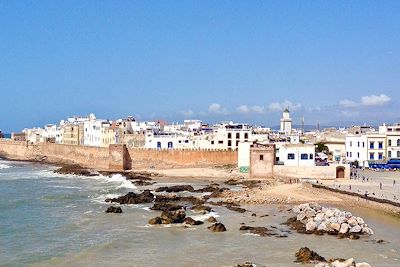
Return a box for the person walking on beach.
[349,184,351,191]
[380,182,382,190]
[394,180,396,187]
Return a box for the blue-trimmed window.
[301,153,308,160]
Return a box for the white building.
[345,134,368,166]
[379,123,400,159]
[83,114,115,147]
[276,143,315,166]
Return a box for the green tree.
[315,142,329,153]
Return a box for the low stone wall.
[0,140,238,170]
[273,164,350,180]
[127,148,237,167]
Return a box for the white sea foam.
[91,193,121,204]
[191,211,219,222]
[106,174,137,189]
[0,163,11,169]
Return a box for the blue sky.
[1,1,400,132]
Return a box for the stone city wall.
[0,140,238,170]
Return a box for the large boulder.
[347,217,358,227]
[294,247,326,264]
[339,223,349,234]
[148,217,162,225]
[106,190,154,204]
[160,210,186,224]
[349,225,362,233]
[306,220,317,232]
[330,223,341,232]
[208,222,226,232]
[150,202,183,212]
[155,185,194,193]
[184,217,204,225]
[105,206,123,213]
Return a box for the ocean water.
[0,160,400,267]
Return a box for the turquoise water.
[1,160,400,267]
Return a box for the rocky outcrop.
[184,217,204,225]
[224,179,262,189]
[148,210,186,225]
[239,226,272,236]
[155,194,206,205]
[226,205,246,213]
[132,180,155,186]
[105,206,123,213]
[295,247,326,264]
[208,222,226,232]
[290,203,373,238]
[105,190,154,204]
[155,185,195,193]
[207,216,218,223]
[191,205,212,213]
[150,202,184,212]
[237,262,256,267]
[54,165,95,176]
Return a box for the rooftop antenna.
[317,120,320,132]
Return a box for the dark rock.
[376,239,385,244]
[237,262,255,267]
[251,213,257,217]
[284,217,307,234]
[155,185,194,193]
[207,216,218,223]
[148,217,162,225]
[150,202,183,212]
[260,214,269,217]
[191,205,212,213]
[160,210,186,224]
[224,179,262,189]
[226,205,246,213]
[294,247,326,264]
[54,165,95,176]
[208,222,227,232]
[184,217,204,225]
[239,225,272,236]
[132,180,155,186]
[155,195,206,205]
[105,206,123,213]
[194,185,220,193]
[106,190,154,204]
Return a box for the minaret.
[280,107,292,134]
[301,116,305,134]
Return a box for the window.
[218,140,223,144]
[369,142,374,149]
[388,151,392,158]
[227,133,232,139]
[168,142,173,149]
[346,152,349,157]
[236,141,239,147]
[398,151,400,158]
[301,153,308,160]
[378,153,383,160]
[362,142,365,147]
[350,152,352,157]
[378,142,383,149]
[287,153,295,160]
[309,154,314,160]
[157,142,161,149]
[357,142,360,147]
[397,139,400,147]
[389,140,392,146]
[259,155,264,161]
[350,141,352,147]
[236,133,240,139]
[369,153,374,160]
[228,140,232,147]
[244,133,249,139]
[357,152,360,158]
[211,141,214,145]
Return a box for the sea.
[0,159,399,267]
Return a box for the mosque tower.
[280,107,292,134]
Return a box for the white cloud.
[251,105,265,114]
[361,94,391,106]
[339,99,358,108]
[237,105,250,114]
[268,100,301,112]
[182,110,194,117]
[208,103,229,115]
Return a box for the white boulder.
[349,225,362,233]
[339,223,349,234]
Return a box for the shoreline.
[2,156,400,217]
